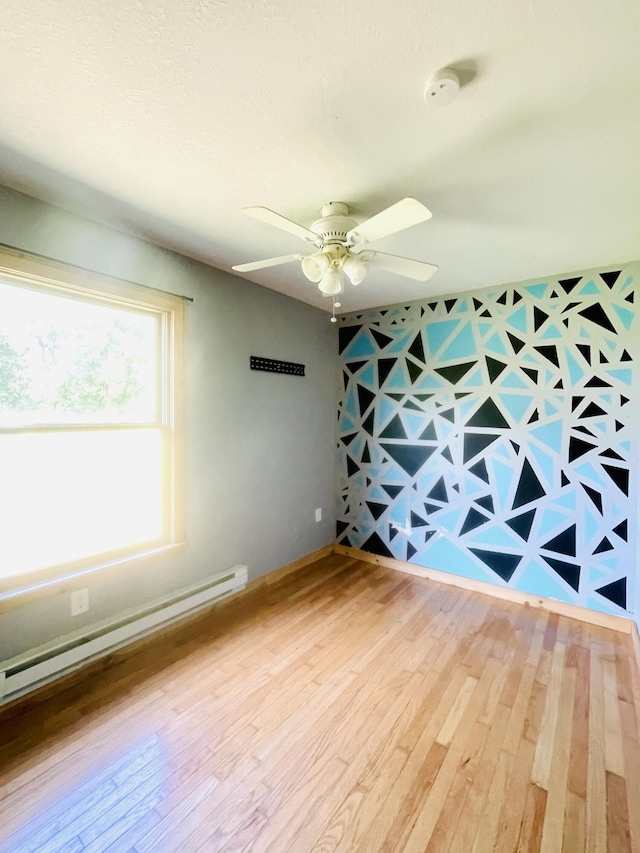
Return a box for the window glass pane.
[0,279,158,426]
[0,428,164,580]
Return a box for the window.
[0,248,184,593]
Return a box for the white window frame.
[0,246,185,600]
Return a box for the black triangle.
[429,302,438,311]
[440,408,456,423]
[533,307,548,332]
[425,530,437,544]
[408,332,426,363]
[361,442,371,464]
[463,432,501,464]
[621,395,629,406]
[561,472,570,487]
[380,414,407,440]
[569,436,596,462]
[346,455,360,477]
[336,520,349,538]
[371,328,394,349]
[467,398,510,429]
[346,360,367,374]
[442,446,453,464]
[452,483,460,493]
[387,393,405,401]
[338,324,362,354]
[621,349,632,362]
[404,400,423,411]
[543,525,576,557]
[542,557,580,591]
[407,543,417,560]
[512,458,546,509]
[460,508,489,535]
[362,532,394,558]
[415,393,435,401]
[411,510,429,528]
[554,379,564,389]
[469,458,489,483]
[581,402,607,418]
[378,358,397,387]
[582,484,603,514]
[585,376,611,388]
[507,332,525,354]
[435,362,476,384]
[486,357,508,382]
[424,502,441,515]
[362,410,375,437]
[625,291,634,304]
[563,302,580,313]
[513,291,523,304]
[469,549,522,582]
[380,443,436,477]
[389,525,398,541]
[475,494,495,513]
[405,359,423,384]
[523,367,538,384]
[593,536,614,555]
[599,351,609,364]
[613,520,628,541]
[343,371,350,391]
[559,277,581,293]
[357,385,376,417]
[578,303,616,333]
[419,421,437,441]
[480,309,491,318]
[506,509,536,541]
[571,396,584,412]
[536,345,560,367]
[602,464,629,496]
[615,420,624,432]
[511,441,520,454]
[575,425,595,437]
[427,476,448,503]
[596,577,626,609]
[381,484,403,499]
[366,501,387,520]
[445,298,457,313]
[473,298,483,310]
[496,292,508,305]
[576,344,591,365]
[528,409,539,424]
[600,270,621,288]
[341,432,357,446]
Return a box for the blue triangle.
[554,491,576,511]
[340,415,355,432]
[485,333,508,355]
[607,368,632,385]
[387,332,414,354]
[345,388,358,418]
[531,420,563,453]
[470,524,521,549]
[491,459,515,509]
[499,393,532,422]
[461,368,483,387]
[423,537,498,583]
[516,559,575,604]
[613,305,634,329]
[500,371,529,389]
[544,400,559,417]
[539,509,569,537]
[442,327,477,360]
[478,323,494,337]
[377,397,396,425]
[541,324,563,339]
[344,331,376,358]
[507,306,528,333]
[584,510,600,543]
[579,280,600,296]
[565,351,585,385]
[360,364,375,386]
[589,565,610,585]
[405,413,428,437]
[525,283,547,298]
[455,299,469,313]
[426,320,460,355]
[385,362,407,388]
[529,444,554,489]
[415,373,446,389]
[586,594,620,616]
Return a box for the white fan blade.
[369,251,438,281]
[232,253,302,272]
[243,206,320,244]
[347,198,432,247]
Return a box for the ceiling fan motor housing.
[310,202,358,245]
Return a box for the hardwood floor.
[0,553,638,852]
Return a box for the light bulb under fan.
[232,198,438,314]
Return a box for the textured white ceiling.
[1,0,639,313]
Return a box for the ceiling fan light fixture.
[341,254,368,286]
[301,251,331,282]
[318,265,342,296]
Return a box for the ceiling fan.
[232,198,438,315]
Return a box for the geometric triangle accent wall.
[336,265,637,617]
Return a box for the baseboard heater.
[0,564,248,705]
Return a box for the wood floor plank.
[0,555,637,853]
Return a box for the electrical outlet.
[315,507,322,523]
[71,588,89,617]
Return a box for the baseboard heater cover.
[0,564,248,704]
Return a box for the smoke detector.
[425,69,460,107]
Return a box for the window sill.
[0,543,186,612]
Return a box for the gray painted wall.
[0,185,338,660]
